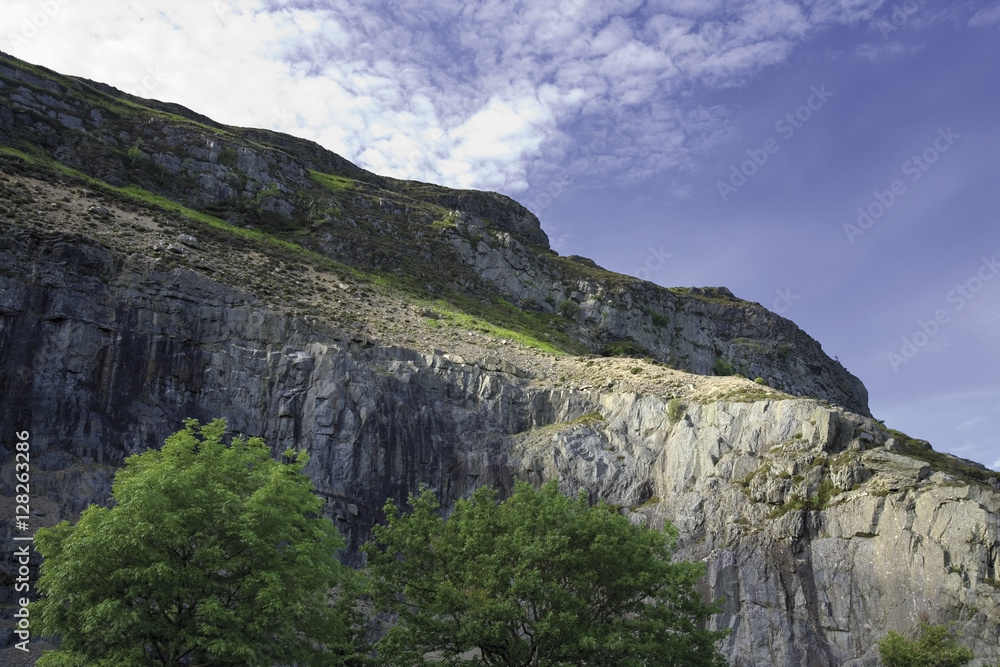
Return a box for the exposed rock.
[0,220,996,666]
[177,233,199,248]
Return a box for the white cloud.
[969,4,1000,27]
[0,0,962,200]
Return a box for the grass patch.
[309,170,356,194]
[706,385,787,404]
[520,411,607,437]
[365,272,585,355]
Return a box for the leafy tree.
[32,419,367,666]
[878,623,975,667]
[364,480,728,667]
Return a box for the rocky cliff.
[2,52,999,666]
[0,51,867,415]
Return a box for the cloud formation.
[3,0,991,199]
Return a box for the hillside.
[1,51,999,666]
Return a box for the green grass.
[519,411,607,437]
[309,170,356,193]
[425,300,565,355]
[367,268,586,356]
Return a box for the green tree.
[878,623,975,667]
[364,480,728,667]
[32,419,367,666]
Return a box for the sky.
[4,0,999,470]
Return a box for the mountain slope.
[2,52,999,666]
[0,50,866,414]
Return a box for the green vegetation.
[667,397,686,423]
[127,144,147,164]
[310,169,356,193]
[754,377,767,385]
[31,419,366,666]
[412,295,575,355]
[713,356,735,376]
[429,211,459,232]
[642,307,670,328]
[668,287,749,306]
[559,299,580,318]
[878,624,974,667]
[768,476,837,518]
[520,412,607,438]
[364,481,729,666]
[707,384,783,403]
[218,146,239,169]
[600,340,649,357]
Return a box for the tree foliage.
[32,419,366,666]
[364,480,728,667]
[878,623,975,667]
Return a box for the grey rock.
[1,228,996,666]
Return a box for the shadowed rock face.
[1,222,998,666]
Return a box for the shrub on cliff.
[364,480,729,666]
[32,419,367,666]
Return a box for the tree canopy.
[32,418,366,666]
[878,623,975,667]
[364,480,729,667]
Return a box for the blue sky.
[6,0,999,469]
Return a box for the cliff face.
[0,51,867,415]
[2,52,999,666]
[1,176,999,666]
